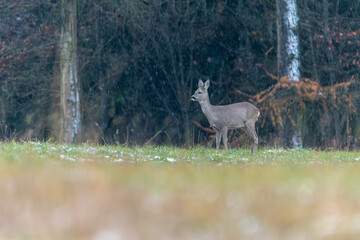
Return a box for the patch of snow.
[240,158,249,162]
[113,159,123,162]
[267,149,284,153]
[166,157,176,162]
[60,154,75,161]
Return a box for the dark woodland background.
[1,0,360,149]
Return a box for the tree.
[276,0,302,148]
[58,0,81,143]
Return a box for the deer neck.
[199,96,215,121]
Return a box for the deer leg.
[245,121,258,154]
[215,130,222,152]
[221,127,228,152]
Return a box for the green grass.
[1,141,358,166]
[1,142,360,239]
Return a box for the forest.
[1,0,360,150]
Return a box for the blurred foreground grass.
[1,142,360,239]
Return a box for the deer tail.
[257,111,265,125]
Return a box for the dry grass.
[0,142,360,239]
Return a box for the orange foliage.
[193,121,215,133]
[239,68,358,129]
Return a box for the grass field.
[1,142,360,240]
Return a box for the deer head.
[191,79,210,103]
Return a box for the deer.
[191,79,260,154]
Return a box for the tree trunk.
[276,0,300,82]
[181,107,192,146]
[276,0,302,148]
[59,0,81,144]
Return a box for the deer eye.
[198,91,202,94]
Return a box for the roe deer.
[191,79,260,154]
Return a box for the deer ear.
[204,79,210,89]
[198,79,204,88]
